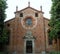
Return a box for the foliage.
[0,0,8,51]
[49,0,60,39]
[0,51,8,54]
[49,51,60,54]
[0,28,9,44]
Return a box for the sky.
[5,0,52,21]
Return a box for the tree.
[0,0,8,51]
[49,0,60,51]
[49,0,60,39]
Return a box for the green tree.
[49,0,60,39]
[0,0,8,51]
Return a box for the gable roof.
[5,6,49,23]
[14,6,44,14]
[5,18,15,23]
[44,17,50,21]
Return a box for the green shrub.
[0,52,8,54]
[0,52,4,54]
[50,51,60,54]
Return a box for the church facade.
[5,4,53,54]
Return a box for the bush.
[0,51,8,54]
[0,52,4,54]
[50,51,60,54]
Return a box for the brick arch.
[23,16,35,21]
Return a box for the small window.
[7,23,10,27]
[35,13,38,17]
[20,13,23,17]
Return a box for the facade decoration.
[5,2,54,54]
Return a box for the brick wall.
[5,7,51,54]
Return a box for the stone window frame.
[21,16,37,29]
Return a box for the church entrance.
[24,39,35,54]
[24,31,35,54]
[26,41,33,53]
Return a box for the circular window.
[21,17,37,29]
[26,18,32,26]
